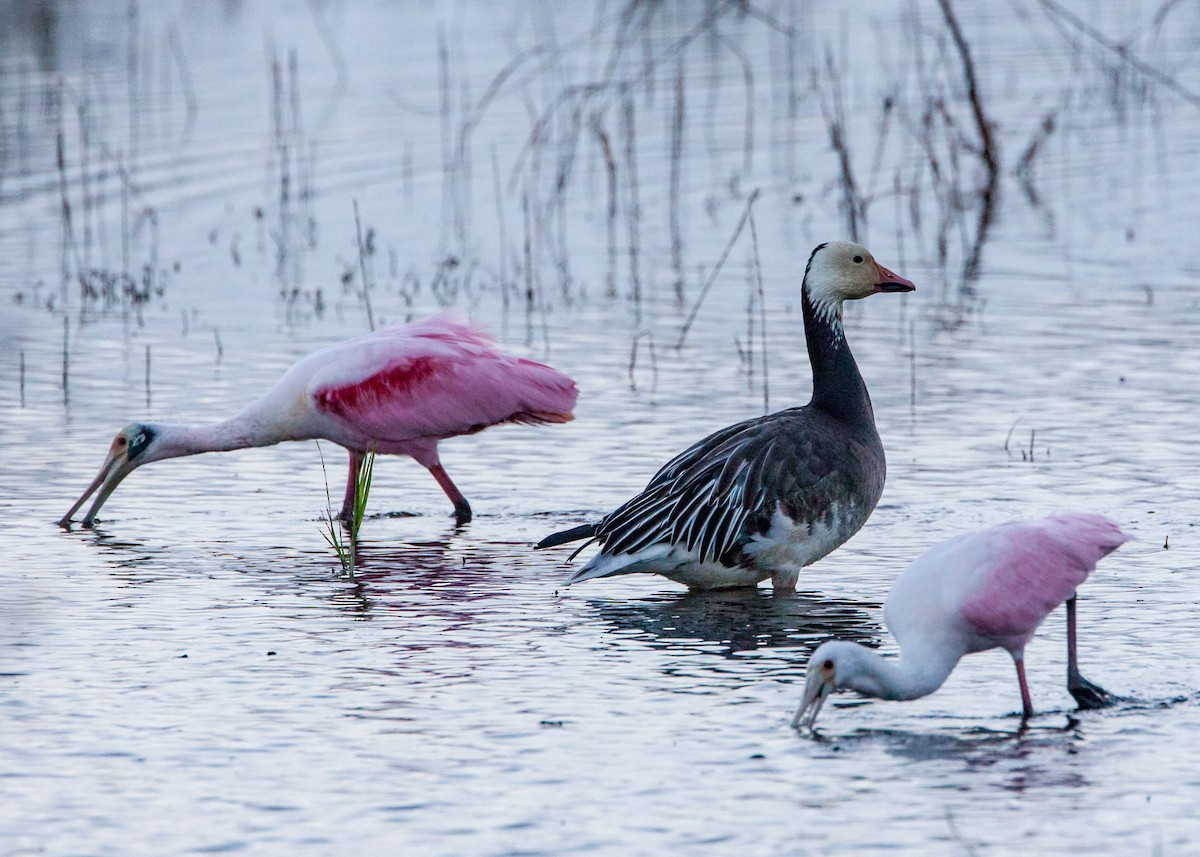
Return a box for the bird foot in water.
[1069,672,1115,710]
[453,501,473,526]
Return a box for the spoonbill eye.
[116,437,127,447]
[822,659,834,670]
[853,255,863,264]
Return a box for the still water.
[1,1,1199,853]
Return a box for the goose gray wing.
[593,407,883,566]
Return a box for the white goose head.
[803,241,915,331]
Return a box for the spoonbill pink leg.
[1012,655,1035,720]
[429,463,472,525]
[1065,595,1113,709]
[338,451,364,523]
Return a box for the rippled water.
[2,1,1200,853]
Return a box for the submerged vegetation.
[3,0,1192,416]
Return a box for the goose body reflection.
[794,513,1130,730]
[60,310,577,529]
[539,241,914,592]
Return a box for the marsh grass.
[317,441,376,576]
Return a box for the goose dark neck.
[802,287,875,425]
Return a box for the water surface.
[2,1,1199,853]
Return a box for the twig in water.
[938,0,999,281]
[716,32,755,175]
[628,331,659,394]
[167,25,198,142]
[747,206,769,414]
[521,185,535,344]
[943,807,982,857]
[592,114,619,298]
[668,56,685,302]
[145,345,151,408]
[490,143,510,309]
[62,316,69,405]
[19,351,25,407]
[1003,417,1022,452]
[909,320,917,410]
[819,49,863,243]
[213,328,224,363]
[56,123,86,303]
[1037,0,1200,109]
[677,188,761,350]
[1015,111,1057,207]
[620,87,642,308]
[352,200,375,332]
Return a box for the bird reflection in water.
[823,720,1094,793]
[589,588,882,661]
[319,535,532,620]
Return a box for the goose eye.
[853,255,863,264]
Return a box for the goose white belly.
[743,502,864,588]
[570,501,864,591]
[570,544,766,589]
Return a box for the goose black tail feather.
[536,523,599,550]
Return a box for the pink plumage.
[958,513,1130,650]
[309,311,576,450]
[795,513,1131,728]
[59,309,578,528]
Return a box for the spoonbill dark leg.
[339,451,364,524]
[1065,595,1113,709]
[1012,653,1035,720]
[428,463,472,525]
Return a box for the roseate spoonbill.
[59,310,577,529]
[537,241,914,591]
[793,513,1130,730]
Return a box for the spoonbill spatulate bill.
[793,513,1130,730]
[59,310,577,529]
[537,241,915,591]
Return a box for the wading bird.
[59,310,577,529]
[793,513,1130,730]
[537,241,914,591]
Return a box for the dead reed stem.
[676,188,760,350]
[56,121,86,306]
[716,32,754,175]
[628,331,659,394]
[1015,111,1057,206]
[937,0,999,281]
[1037,0,1200,108]
[522,185,534,343]
[747,207,769,414]
[61,316,69,405]
[592,114,619,298]
[127,0,140,173]
[353,200,376,332]
[620,88,642,309]
[490,143,510,309]
[820,49,863,242]
[167,25,198,142]
[668,56,686,302]
[1003,417,1021,452]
